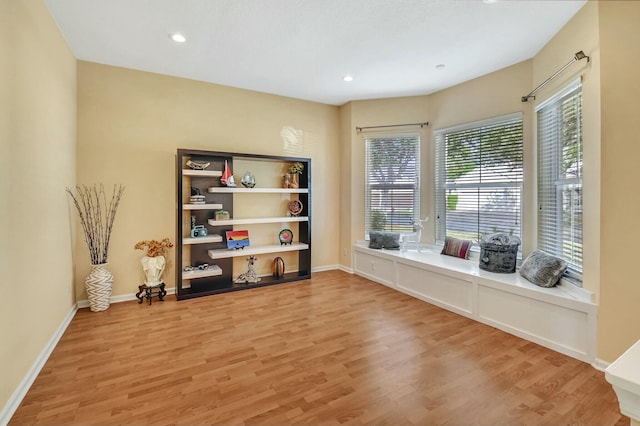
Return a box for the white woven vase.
[86,263,113,312]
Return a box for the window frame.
[535,79,583,281]
[434,112,524,245]
[364,132,421,238]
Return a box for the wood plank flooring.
[10,270,627,425]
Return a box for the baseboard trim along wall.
[0,305,78,426]
[592,358,611,372]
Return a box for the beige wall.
[0,0,76,413]
[598,1,640,362]
[76,62,341,299]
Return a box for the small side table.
[136,282,166,305]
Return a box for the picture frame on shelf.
[226,230,250,249]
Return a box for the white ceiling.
[44,0,586,106]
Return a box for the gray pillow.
[519,250,568,287]
[369,231,400,250]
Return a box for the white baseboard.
[0,304,77,426]
[339,265,354,274]
[592,358,611,372]
[311,264,340,273]
[76,286,176,309]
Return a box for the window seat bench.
[353,242,597,363]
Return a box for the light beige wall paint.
[598,0,640,362]
[76,62,340,299]
[339,102,353,269]
[0,0,76,412]
[532,1,601,300]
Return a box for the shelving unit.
[176,149,312,300]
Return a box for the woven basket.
[86,263,113,312]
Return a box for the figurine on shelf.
[234,256,261,284]
[186,160,210,170]
[241,171,256,188]
[220,160,236,187]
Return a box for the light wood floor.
[11,270,627,425]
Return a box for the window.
[434,113,523,243]
[365,134,420,236]
[537,80,582,278]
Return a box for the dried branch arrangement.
[66,184,125,265]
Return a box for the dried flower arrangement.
[134,238,174,257]
[288,162,304,175]
[66,184,125,265]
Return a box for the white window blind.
[365,134,420,236]
[537,80,583,277]
[434,113,523,243]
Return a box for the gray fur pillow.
[369,231,400,250]
[519,250,568,287]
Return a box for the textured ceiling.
[45,0,586,105]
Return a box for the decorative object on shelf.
[272,256,285,279]
[186,160,210,170]
[226,230,250,249]
[184,263,209,272]
[282,174,291,188]
[190,195,205,204]
[287,199,303,216]
[284,161,304,189]
[191,224,208,238]
[214,210,230,220]
[66,183,125,312]
[241,171,256,188]
[134,238,174,287]
[234,256,261,284]
[220,160,236,187]
[279,229,294,245]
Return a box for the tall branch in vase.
[66,184,125,265]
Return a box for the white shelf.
[208,216,309,226]
[183,203,223,210]
[182,235,223,245]
[208,243,309,259]
[207,187,308,194]
[181,264,223,280]
[183,169,222,177]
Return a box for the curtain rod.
[521,51,589,102]
[356,122,429,132]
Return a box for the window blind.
[537,80,583,276]
[434,113,523,243]
[365,134,420,236]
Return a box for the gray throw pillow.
[369,231,400,250]
[519,250,568,287]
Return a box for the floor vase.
[86,263,113,312]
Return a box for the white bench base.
[353,242,597,363]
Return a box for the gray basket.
[479,233,521,273]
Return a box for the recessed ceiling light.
[170,33,186,43]
[482,0,498,3]
[435,64,445,70]
[343,75,353,82]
